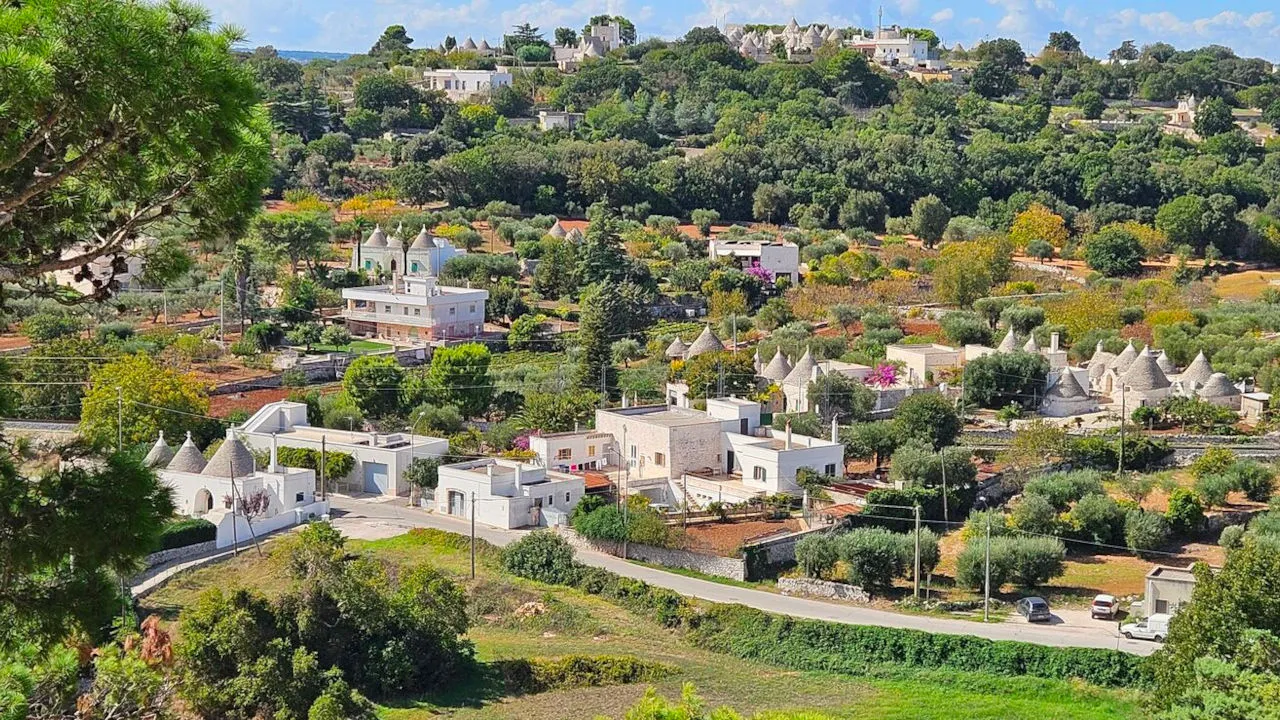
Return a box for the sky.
[202,0,1280,61]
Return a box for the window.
[654,452,666,467]
[753,466,767,482]
[630,445,636,459]
[449,307,456,315]
[825,463,837,476]
[587,445,596,456]
[295,492,304,503]
[384,305,391,312]
[556,448,572,460]
[565,492,571,503]
[414,308,421,316]
[469,304,476,313]
[402,307,408,315]
[547,495,552,504]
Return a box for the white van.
[1120,613,1171,642]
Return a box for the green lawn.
[140,529,1144,720]
[309,339,391,354]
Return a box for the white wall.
[530,431,611,471]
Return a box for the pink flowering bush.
[866,364,899,388]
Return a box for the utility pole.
[320,436,327,501]
[940,449,949,524]
[470,490,476,579]
[162,289,168,325]
[913,504,922,599]
[1118,386,1127,474]
[116,386,123,452]
[219,284,225,347]
[983,512,992,622]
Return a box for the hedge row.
[500,532,1148,689]
[686,603,1147,689]
[496,655,674,694]
[156,518,216,550]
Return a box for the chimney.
[371,432,378,447]
[514,463,523,490]
[486,462,495,479]
[785,418,793,450]
[270,432,279,473]
[1051,332,1060,352]
[622,393,629,409]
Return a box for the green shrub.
[275,447,355,481]
[1010,494,1061,535]
[156,518,216,551]
[1194,473,1236,508]
[961,508,1012,541]
[795,533,839,579]
[1165,489,1206,536]
[1252,510,1280,536]
[497,655,674,694]
[1068,493,1126,544]
[1189,447,1236,480]
[572,505,629,543]
[1218,524,1246,550]
[955,535,1065,589]
[502,531,579,585]
[1225,460,1276,503]
[1125,509,1171,553]
[1024,470,1106,510]
[838,527,908,590]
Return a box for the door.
[740,418,748,435]
[448,490,465,516]
[362,462,390,494]
[726,450,735,474]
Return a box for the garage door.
[362,462,389,494]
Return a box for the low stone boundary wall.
[556,527,746,582]
[142,540,217,569]
[778,577,870,603]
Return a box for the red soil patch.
[681,518,801,556]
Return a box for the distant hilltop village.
[724,19,945,71]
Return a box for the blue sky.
[204,0,1280,61]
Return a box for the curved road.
[329,495,1157,657]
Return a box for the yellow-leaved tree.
[79,354,213,450]
[1009,203,1069,250]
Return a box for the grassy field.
[1213,270,1280,301]
[140,529,1145,720]
[309,339,392,354]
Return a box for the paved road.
[328,496,1158,657]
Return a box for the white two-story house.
[341,275,487,344]
[707,238,800,285]
[422,67,513,102]
[435,458,585,529]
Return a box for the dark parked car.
[1016,596,1052,623]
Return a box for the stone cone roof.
[685,326,724,358]
[759,349,794,383]
[1155,350,1177,376]
[478,38,491,52]
[1197,372,1239,399]
[1088,342,1116,379]
[1022,335,1040,353]
[143,431,174,468]
[410,226,434,250]
[166,433,208,474]
[364,224,387,247]
[996,328,1018,353]
[462,36,477,50]
[783,347,821,386]
[548,221,567,239]
[202,433,256,478]
[566,227,584,242]
[786,17,800,32]
[386,224,404,249]
[665,337,688,359]
[1181,351,1214,387]
[1109,341,1138,374]
[1120,349,1170,391]
[1047,370,1088,399]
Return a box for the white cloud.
[931,8,954,22]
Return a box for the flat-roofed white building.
[885,343,962,387]
[532,398,843,508]
[435,458,585,529]
[342,275,487,344]
[236,400,449,496]
[708,238,800,285]
[422,67,513,101]
[529,429,613,473]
